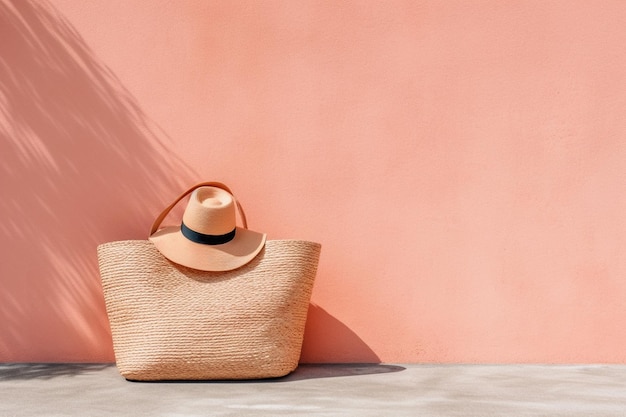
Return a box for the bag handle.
[150,181,248,236]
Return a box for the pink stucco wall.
[2,0,626,363]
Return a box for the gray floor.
[1,363,625,416]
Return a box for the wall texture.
[2,0,626,363]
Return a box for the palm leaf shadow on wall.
[0,0,194,361]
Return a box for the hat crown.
[182,187,236,236]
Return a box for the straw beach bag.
[97,182,321,381]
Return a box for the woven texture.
[97,239,320,381]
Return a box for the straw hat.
[149,186,266,271]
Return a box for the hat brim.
[149,226,266,271]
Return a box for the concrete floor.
[1,363,625,416]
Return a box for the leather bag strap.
[149,181,248,236]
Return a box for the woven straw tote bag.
[97,182,321,381]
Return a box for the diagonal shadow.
[0,363,113,381]
[0,363,405,382]
[0,0,196,361]
[136,364,406,384]
[300,304,382,364]
[277,363,406,382]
